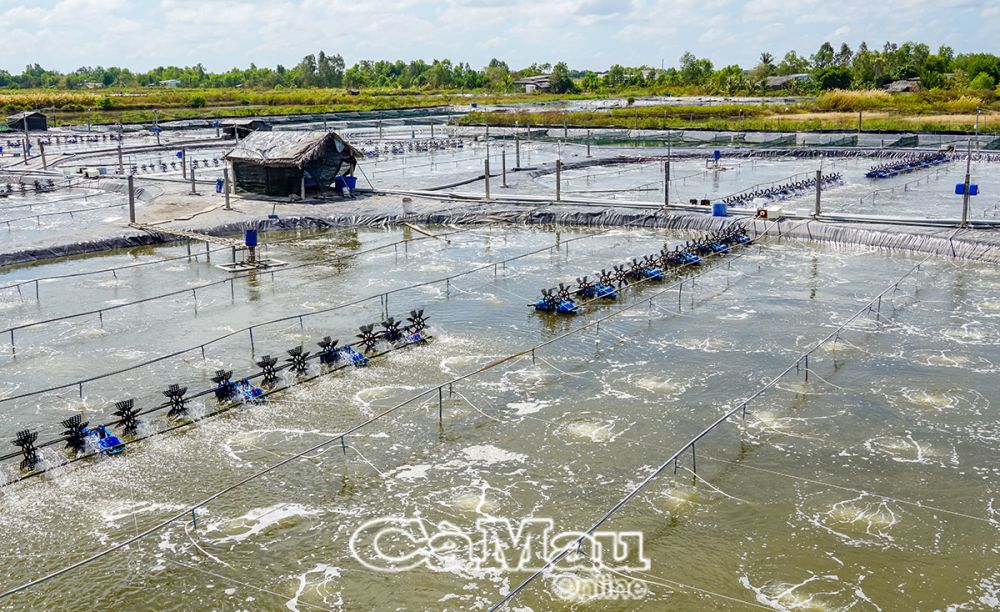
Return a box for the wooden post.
[301,174,306,201]
[223,168,231,210]
[189,162,196,194]
[502,149,507,188]
[515,136,521,169]
[563,112,568,139]
[586,130,591,158]
[484,158,491,200]
[858,111,862,133]
[117,143,124,175]
[181,147,187,179]
[430,123,434,139]
[38,140,47,169]
[555,159,561,202]
[127,174,136,223]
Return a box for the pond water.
[0,225,996,610]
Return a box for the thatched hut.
[225,131,359,197]
[221,119,272,139]
[7,111,47,132]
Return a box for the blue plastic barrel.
[712,202,728,217]
[244,229,258,247]
[215,178,224,193]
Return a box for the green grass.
[0,87,594,126]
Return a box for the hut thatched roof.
[225,131,360,168]
[7,110,46,121]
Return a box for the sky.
[0,0,996,73]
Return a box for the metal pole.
[223,168,231,210]
[814,169,822,217]
[484,159,491,200]
[555,159,561,202]
[961,139,972,228]
[127,175,136,223]
[502,149,507,188]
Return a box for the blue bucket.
[712,202,728,217]
[343,176,357,192]
[244,229,258,247]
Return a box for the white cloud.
[0,0,992,73]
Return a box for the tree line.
[2,42,999,95]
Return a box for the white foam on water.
[562,420,616,443]
[205,503,321,544]
[285,563,343,611]
[394,464,433,481]
[460,445,528,465]
[739,573,873,611]
[507,399,550,416]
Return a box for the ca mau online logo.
[348,517,650,574]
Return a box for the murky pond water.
[0,224,996,610]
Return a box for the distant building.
[225,131,360,197]
[7,111,48,132]
[514,75,552,93]
[82,81,104,89]
[158,79,182,88]
[886,78,922,93]
[764,74,811,90]
[221,119,272,139]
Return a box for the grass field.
[1,86,995,133]
[0,87,591,126]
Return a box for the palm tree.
[759,52,775,67]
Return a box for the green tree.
[969,72,996,90]
[812,42,835,69]
[548,62,577,93]
[813,66,852,90]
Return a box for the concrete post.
[586,130,591,158]
[300,175,306,201]
[961,139,972,227]
[484,158,491,200]
[555,159,562,202]
[181,147,187,179]
[223,168,231,210]
[127,174,136,223]
[664,161,670,208]
[190,162,196,194]
[38,140,47,169]
[563,113,568,139]
[117,143,124,175]
[515,136,521,169]
[430,123,434,139]
[814,169,822,217]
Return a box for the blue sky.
[0,0,996,73]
